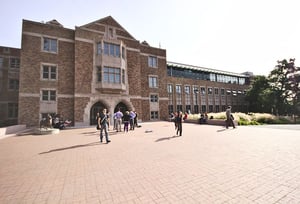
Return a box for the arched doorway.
[114,102,129,114]
[90,102,107,125]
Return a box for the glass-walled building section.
[167,62,250,114]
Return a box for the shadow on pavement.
[39,142,101,154]
[155,135,180,142]
[217,128,227,132]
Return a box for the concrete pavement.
[0,122,300,204]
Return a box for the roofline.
[167,61,248,77]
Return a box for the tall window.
[167,84,174,114]
[43,37,57,53]
[214,88,219,95]
[148,56,157,68]
[42,90,56,101]
[97,66,102,82]
[42,65,57,80]
[193,86,199,113]
[97,42,102,55]
[122,46,126,59]
[200,87,206,95]
[109,28,113,38]
[103,67,121,83]
[201,105,207,113]
[208,87,213,95]
[10,58,20,68]
[8,103,18,118]
[221,88,225,95]
[122,69,125,84]
[149,76,158,88]
[8,79,19,90]
[176,85,182,111]
[209,105,213,112]
[103,42,120,57]
[0,57,3,69]
[185,85,191,112]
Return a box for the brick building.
[3,16,250,127]
[0,46,20,127]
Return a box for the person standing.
[123,111,130,132]
[96,112,100,130]
[175,111,183,136]
[114,109,123,132]
[129,110,136,130]
[133,111,138,127]
[225,106,235,129]
[98,108,111,143]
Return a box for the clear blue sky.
[1,0,299,76]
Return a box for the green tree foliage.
[269,59,300,115]
[245,75,272,113]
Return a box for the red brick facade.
[0,47,20,127]
[18,16,168,126]
[2,16,250,127]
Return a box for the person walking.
[175,111,183,136]
[225,106,235,129]
[98,108,111,143]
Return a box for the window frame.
[148,76,158,88]
[41,90,56,101]
[42,37,58,53]
[148,56,158,68]
[150,94,159,102]
[42,64,57,80]
[103,66,121,84]
[10,58,20,69]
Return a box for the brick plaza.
[0,122,300,203]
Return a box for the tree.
[245,75,272,113]
[269,59,300,116]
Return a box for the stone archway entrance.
[90,102,107,125]
[114,102,129,114]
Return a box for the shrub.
[186,112,298,125]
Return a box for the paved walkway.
[0,122,300,204]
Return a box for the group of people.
[169,106,235,136]
[96,109,139,144]
[112,109,138,132]
[97,106,235,144]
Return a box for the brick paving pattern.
[0,122,300,204]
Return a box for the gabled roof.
[79,16,135,39]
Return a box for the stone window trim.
[41,63,58,81]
